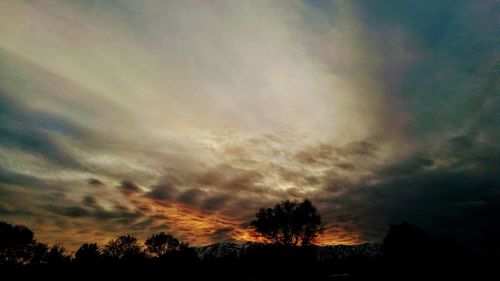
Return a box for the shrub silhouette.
[251,199,322,246]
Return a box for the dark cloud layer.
[319,133,500,248]
[177,188,204,205]
[119,180,141,194]
[202,195,231,212]
[0,88,86,170]
[307,0,500,247]
[378,157,433,177]
[87,178,104,187]
[210,227,237,243]
[148,183,175,201]
[354,0,499,137]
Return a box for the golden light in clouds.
[0,0,421,250]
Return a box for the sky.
[0,0,498,251]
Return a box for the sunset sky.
[0,0,498,251]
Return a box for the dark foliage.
[0,204,497,280]
[145,232,179,257]
[251,199,322,246]
[45,245,71,265]
[74,243,101,264]
[0,221,36,265]
[103,235,144,262]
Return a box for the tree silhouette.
[383,221,428,261]
[0,221,36,265]
[46,245,70,265]
[175,241,200,263]
[103,235,143,261]
[29,242,49,264]
[75,243,101,264]
[251,199,322,246]
[0,219,493,279]
[145,232,180,257]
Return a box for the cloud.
[0,89,86,170]
[119,180,141,194]
[44,205,90,218]
[82,196,97,207]
[378,157,434,177]
[196,164,264,192]
[0,202,33,217]
[202,195,231,212]
[177,189,204,206]
[317,133,500,245]
[148,182,176,201]
[87,178,104,187]
[0,166,44,188]
[0,0,498,249]
[209,227,237,243]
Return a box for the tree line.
[0,199,496,280]
[1,199,321,265]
